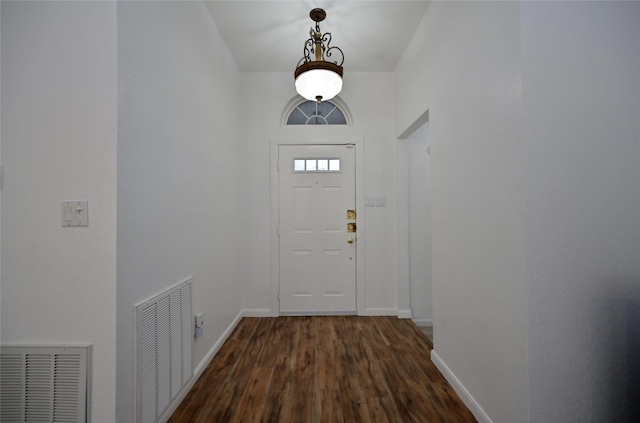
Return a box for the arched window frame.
[281,95,353,126]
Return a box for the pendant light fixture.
[294,8,344,103]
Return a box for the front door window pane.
[292,158,341,173]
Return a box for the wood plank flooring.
[168,316,476,423]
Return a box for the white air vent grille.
[136,279,193,423]
[0,346,90,423]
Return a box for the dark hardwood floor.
[169,316,476,423]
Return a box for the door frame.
[270,136,365,316]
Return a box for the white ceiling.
[204,1,431,72]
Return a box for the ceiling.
[204,1,431,72]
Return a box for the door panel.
[279,144,356,313]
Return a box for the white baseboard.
[280,310,357,316]
[397,309,412,319]
[412,318,433,327]
[159,310,243,423]
[193,310,243,376]
[246,308,407,317]
[430,349,493,423]
[359,308,397,316]
[241,308,272,317]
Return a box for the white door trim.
[270,136,365,317]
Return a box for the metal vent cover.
[0,345,91,423]
[136,279,193,423]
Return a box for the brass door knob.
[347,238,354,244]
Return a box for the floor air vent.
[0,345,91,423]
[136,278,193,423]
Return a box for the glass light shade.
[295,68,343,102]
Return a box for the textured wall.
[396,2,529,422]
[117,2,242,421]
[397,1,640,422]
[1,2,118,421]
[522,2,640,421]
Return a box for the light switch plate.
[62,201,89,227]
[365,197,376,207]
[375,197,386,207]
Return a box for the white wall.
[117,2,242,421]
[407,123,432,323]
[240,72,398,315]
[1,2,118,421]
[398,1,640,422]
[396,2,529,422]
[522,2,640,421]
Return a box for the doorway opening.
[396,109,432,340]
[407,122,432,339]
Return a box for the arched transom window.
[286,100,347,125]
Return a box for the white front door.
[279,144,356,314]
